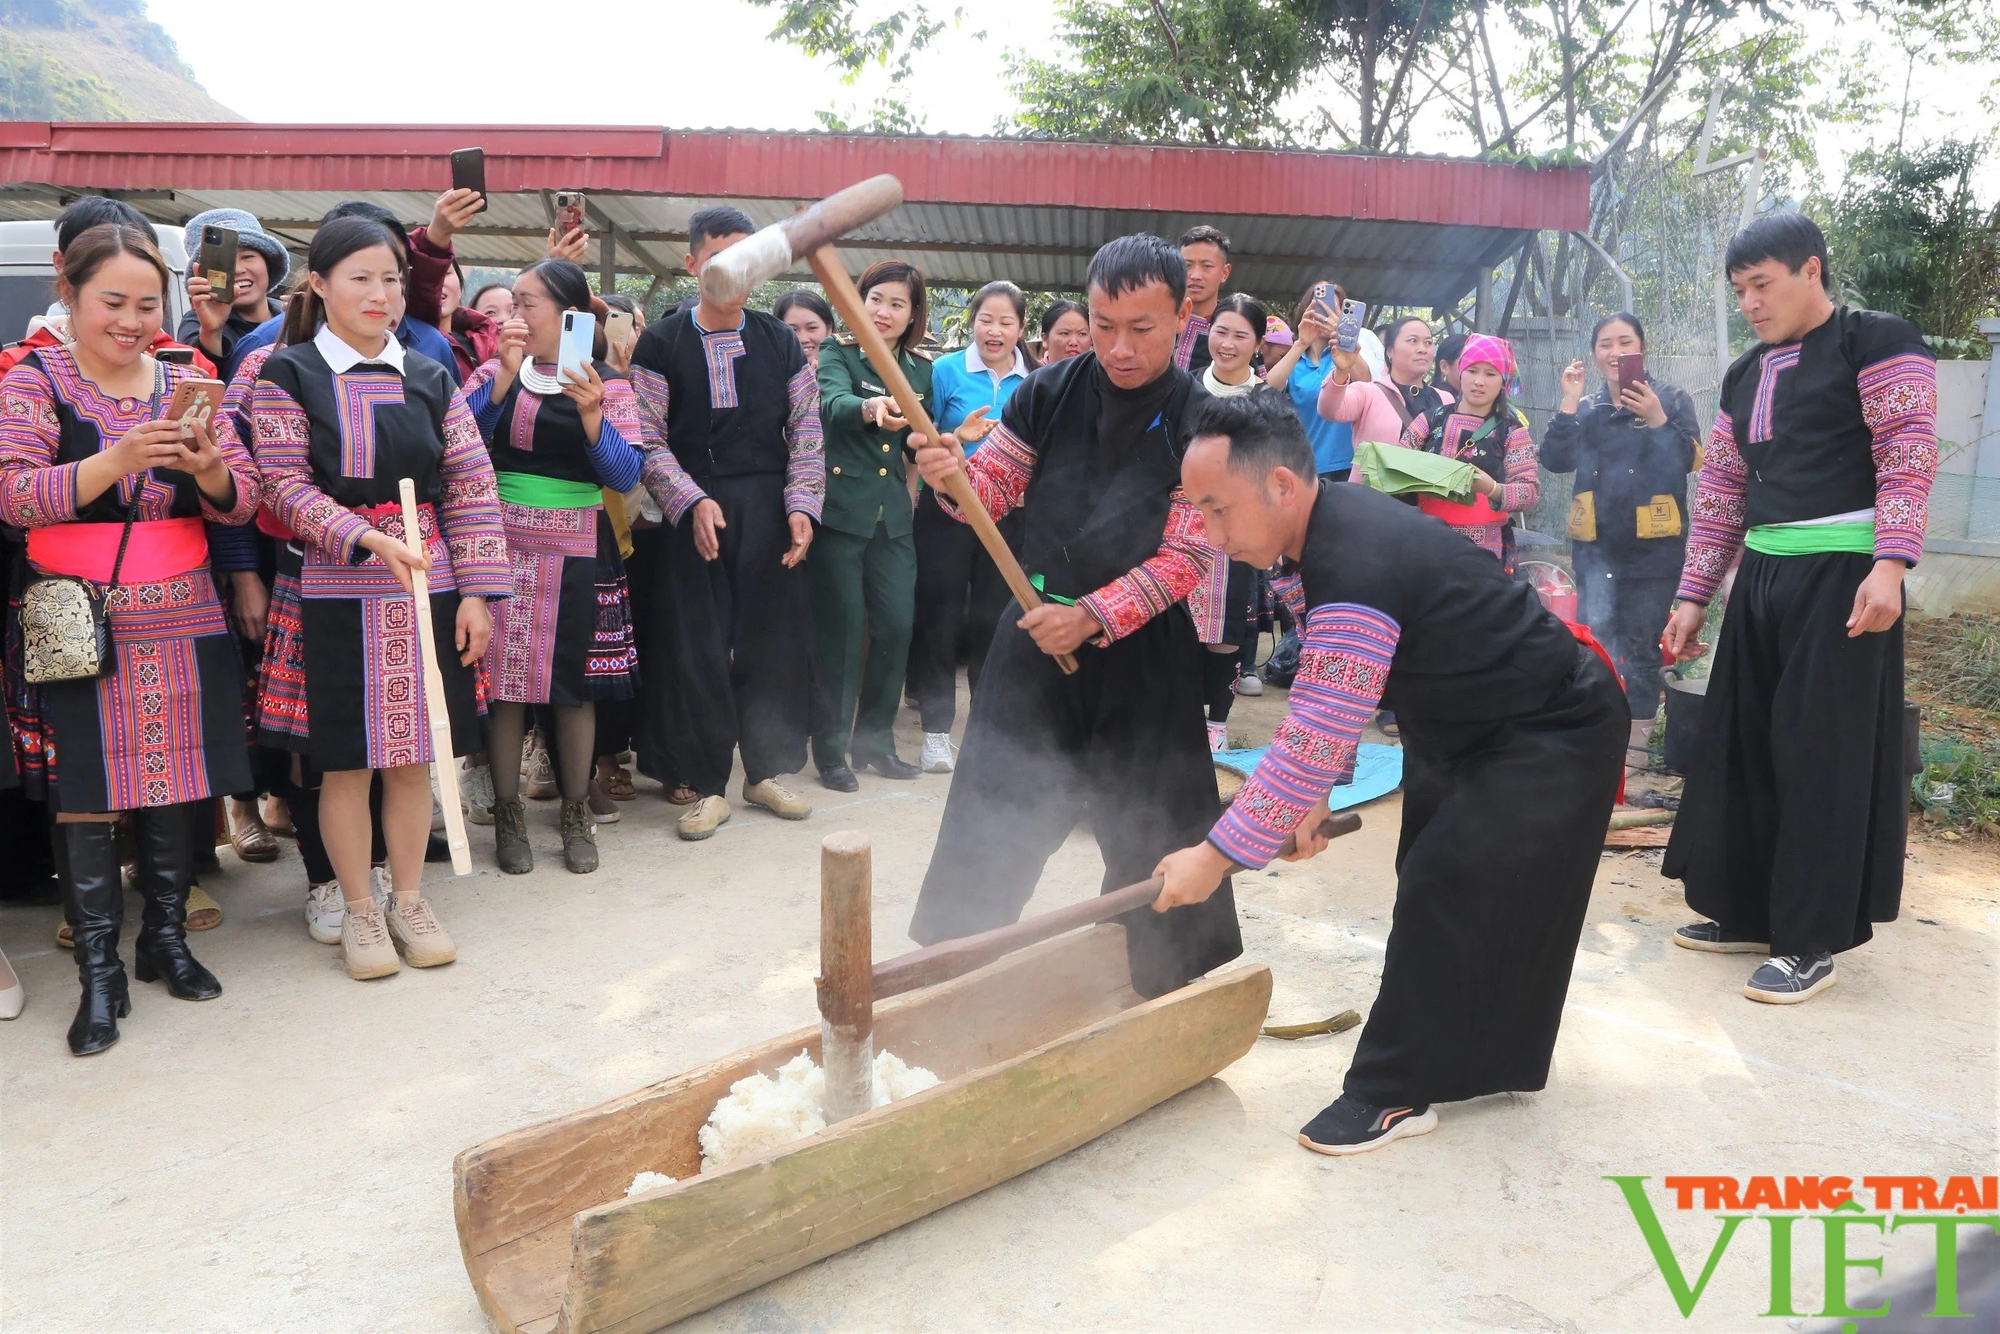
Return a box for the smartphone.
[197,224,237,301]
[1335,298,1368,353]
[557,310,596,382]
[164,378,226,427]
[554,190,586,237]
[1617,352,1648,396]
[603,309,634,351]
[450,147,487,211]
[155,346,195,366]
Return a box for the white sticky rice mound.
[624,1170,678,1196]
[697,1048,942,1173]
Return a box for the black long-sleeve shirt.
[1540,381,1701,579]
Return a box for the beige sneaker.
[385,896,457,968]
[677,794,732,841]
[341,906,401,980]
[742,778,811,821]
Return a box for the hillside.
[0,0,237,120]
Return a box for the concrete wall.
[1911,328,2000,616]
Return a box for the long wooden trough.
[454,923,1273,1334]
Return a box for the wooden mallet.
[699,176,1079,674]
[398,477,472,876]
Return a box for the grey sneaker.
[920,732,955,773]
[462,762,496,826]
[1672,921,1769,954]
[1744,953,1835,1004]
[560,800,599,874]
[1235,670,1264,697]
[494,799,533,875]
[305,880,344,945]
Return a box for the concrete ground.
[3,678,1995,1333]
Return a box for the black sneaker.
[1744,953,1836,1004]
[1297,1094,1438,1157]
[1672,921,1769,954]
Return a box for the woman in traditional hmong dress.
[250,216,507,982]
[0,223,258,1054]
[462,259,641,875]
[1399,333,1539,572]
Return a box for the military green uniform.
[811,336,933,769]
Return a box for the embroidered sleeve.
[935,419,1036,525]
[586,377,646,493]
[1209,602,1398,869]
[630,364,709,526]
[199,384,261,527]
[253,378,374,562]
[1271,570,1306,620]
[1859,353,1939,567]
[461,358,504,441]
[1676,411,1748,604]
[784,360,826,521]
[1495,421,1540,513]
[0,362,79,528]
[1076,490,1216,644]
[436,389,510,597]
[1399,413,1430,451]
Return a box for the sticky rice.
[697,1048,941,1173]
[624,1170,677,1196]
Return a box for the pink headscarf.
[1458,333,1516,379]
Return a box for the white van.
[0,219,191,347]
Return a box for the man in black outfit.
[905,234,1240,999]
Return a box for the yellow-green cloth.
[496,472,604,510]
[1352,440,1477,502]
[1744,521,1876,557]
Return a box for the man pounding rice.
[1154,393,1627,1155]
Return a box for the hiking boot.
[494,799,533,875]
[305,880,344,945]
[678,795,731,841]
[1745,953,1835,1005]
[1297,1094,1437,1157]
[385,896,456,968]
[341,906,401,980]
[1673,921,1769,954]
[743,778,811,820]
[920,732,955,774]
[560,800,599,874]
[462,762,496,827]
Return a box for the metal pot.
[1661,674,1707,775]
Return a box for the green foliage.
[0,27,122,118]
[1913,738,2000,828]
[1825,140,2000,356]
[1009,0,1312,145]
[747,0,962,132]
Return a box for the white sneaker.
[1207,721,1229,753]
[305,880,345,944]
[920,732,955,773]
[1235,670,1264,697]
[370,866,391,912]
[461,762,496,826]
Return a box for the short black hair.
[773,287,835,330]
[1178,224,1232,257]
[1189,389,1315,484]
[1086,233,1186,306]
[1725,212,1831,292]
[56,196,149,253]
[1040,298,1085,337]
[689,206,756,254]
[1435,331,1467,367]
[321,201,410,259]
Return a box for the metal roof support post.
[1571,230,1632,316]
[1475,267,1494,332]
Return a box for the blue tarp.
[1214,743,1404,812]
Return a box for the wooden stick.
[817,831,875,1121]
[874,811,1363,999]
[397,477,472,877]
[807,246,1079,675]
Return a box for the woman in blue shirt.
[907,280,1036,773]
[1266,286,1356,480]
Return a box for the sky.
[144,0,1992,196]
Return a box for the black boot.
[131,804,221,1002]
[60,820,129,1056]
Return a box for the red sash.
[1417,493,1506,526]
[28,516,208,584]
[1567,620,1627,805]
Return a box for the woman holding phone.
[250,215,507,983]
[1541,313,1700,779]
[1399,334,1539,570]
[0,223,259,1054]
[907,280,1034,773]
[1038,300,1090,363]
[462,259,642,875]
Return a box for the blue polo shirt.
[1284,347,1355,476]
[930,345,1028,454]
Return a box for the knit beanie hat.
[183,208,290,287]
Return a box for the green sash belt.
[1028,573,1077,607]
[1743,521,1876,557]
[496,472,604,510]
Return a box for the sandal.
[665,783,700,807]
[187,884,223,932]
[260,794,296,838]
[228,801,282,863]
[601,768,637,800]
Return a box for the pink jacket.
[1316,376,1408,453]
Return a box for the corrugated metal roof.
[0,122,1588,306]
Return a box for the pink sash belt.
[28,517,208,584]
[1418,493,1506,526]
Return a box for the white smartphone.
[558,310,596,383]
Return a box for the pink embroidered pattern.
[702,327,748,408]
[1747,345,1802,444]
[1859,352,1939,567]
[437,391,510,596]
[508,386,542,454]
[335,371,406,478]
[630,365,709,524]
[1677,411,1747,604]
[1076,491,1218,644]
[783,361,825,519]
[361,593,427,769]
